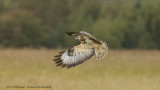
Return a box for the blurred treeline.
[0,0,160,49]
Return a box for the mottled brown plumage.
[53,31,108,68]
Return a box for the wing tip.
[65,32,78,36]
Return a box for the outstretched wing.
[79,31,102,44]
[65,31,102,44]
[53,44,95,69]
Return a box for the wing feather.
[79,31,102,44]
[53,44,95,68]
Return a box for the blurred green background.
[0,0,160,49]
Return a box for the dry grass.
[0,49,160,90]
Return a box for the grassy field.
[0,49,160,90]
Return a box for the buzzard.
[53,31,108,68]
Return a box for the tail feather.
[95,41,108,59]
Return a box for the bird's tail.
[95,41,108,59]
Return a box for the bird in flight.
[53,31,108,68]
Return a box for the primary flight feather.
[53,31,108,68]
